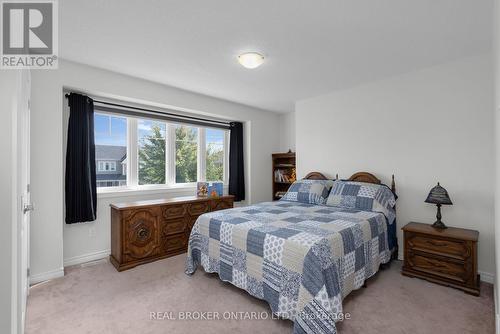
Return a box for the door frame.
[15,69,31,333]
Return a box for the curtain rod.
[64,93,232,128]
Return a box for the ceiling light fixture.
[238,52,264,69]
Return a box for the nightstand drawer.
[402,222,479,295]
[407,251,467,283]
[407,233,468,260]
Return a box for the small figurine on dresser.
[197,182,208,197]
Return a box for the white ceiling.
[60,0,493,113]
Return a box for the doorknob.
[23,203,34,214]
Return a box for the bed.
[185,171,397,334]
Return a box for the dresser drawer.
[162,204,187,219]
[188,201,210,215]
[162,233,188,253]
[122,209,160,260]
[162,217,187,236]
[187,215,201,229]
[407,251,467,283]
[407,233,468,260]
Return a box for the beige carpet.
[26,255,494,334]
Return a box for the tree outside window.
[138,120,166,185]
[206,129,224,181]
[175,125,198,183]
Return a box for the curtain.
[65,93,97,223]
[228,122,245,201]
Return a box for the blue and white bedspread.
[185,201,392,334]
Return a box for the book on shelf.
[274,169,296,183]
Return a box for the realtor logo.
[1,0,58,69]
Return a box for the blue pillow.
[326,180,396,223]
[281,179,334,205]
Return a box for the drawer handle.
[430,260,447,268]
[137,228,149,240]
[425,240,447,247]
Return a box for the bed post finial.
[391,174,396,194]
[335,173,339,180]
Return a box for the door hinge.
[27,184,30,193]
[27,268,30,277]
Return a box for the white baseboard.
[64,249,110,267]
[30,267,64,285]
[479,271,495,284]
[29,250,111,285]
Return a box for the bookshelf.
[272,152,296,200]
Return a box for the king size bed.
[185,171,397,334]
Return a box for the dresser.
[401,222,479,296]
[110,195,234,271]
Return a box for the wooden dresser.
[402,222,479,296]
[110,195,234,271]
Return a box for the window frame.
[95,111,229,194]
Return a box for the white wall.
[279,112,296,152]
[493,0,500,330]
[30,60,281,280]
[296,54,496,279]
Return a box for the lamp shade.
[425,182,453,205]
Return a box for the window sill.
[97,184,228,199]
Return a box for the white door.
[18,70,31,332]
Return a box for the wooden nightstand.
[401,222,480,296]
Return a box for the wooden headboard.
[303,171,396,194]
[348,172,381,184]
[303,172,329,180]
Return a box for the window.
[94,113,127,188]
[138,120,166,185]
[206,129,224,181]
[97,161,117,172]
[175,125,198,183]
[93,111,229,191]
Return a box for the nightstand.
[401,222,480,296]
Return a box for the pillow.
[326,180,396,223]
[280,179,334,205]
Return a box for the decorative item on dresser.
[272,150,296,200]
[401,222,479,296]
[110,195,234,271]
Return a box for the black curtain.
[65,93,97,224]
[228,122,245,201]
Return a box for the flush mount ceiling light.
[237,52,264,69]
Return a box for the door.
[17,70,31,332]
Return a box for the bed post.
[335,173,339,180]
[391,174,398,261]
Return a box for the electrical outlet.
[89,226,96,238]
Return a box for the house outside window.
[94,113,128,189]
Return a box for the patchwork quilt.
[185,201,392,334]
